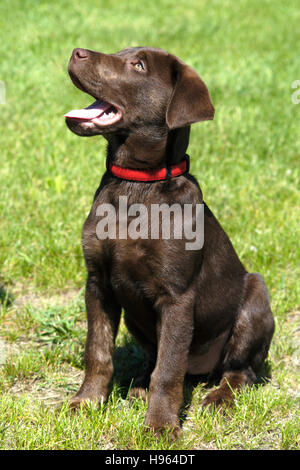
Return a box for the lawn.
[0,0,299,450]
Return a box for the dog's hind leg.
[202,273,275,408]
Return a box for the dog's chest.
[83,178,202,305]
[109,238,170,302]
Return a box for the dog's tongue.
[64,100,111,120]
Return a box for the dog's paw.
[202,388,233,409]
[128,387,148,402]
[144,413,180,440]
[68,395,104,412]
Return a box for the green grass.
[0,0,299,450]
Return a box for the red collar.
[108,154,190,182]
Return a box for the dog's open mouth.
[64,100,122,127]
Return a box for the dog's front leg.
[69,272,121,408]
[145,295,194,437]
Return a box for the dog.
[64,47,274,437]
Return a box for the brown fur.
[65,47,275,436]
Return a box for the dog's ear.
[166,59,214,130]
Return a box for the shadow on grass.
[256,359,273,385]
[0,284,14,307]
[112,337,148,398]
[112,336,273,424]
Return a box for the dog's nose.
[72,48,89,61]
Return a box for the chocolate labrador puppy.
[64,47,274,436]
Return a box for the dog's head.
[65,47,214,137]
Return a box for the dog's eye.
[133,61,144,71]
